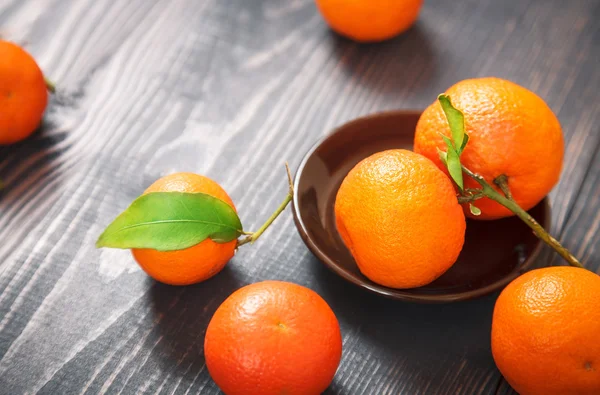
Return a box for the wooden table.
[1,0,598,393]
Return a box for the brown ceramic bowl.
[292,110,549,303]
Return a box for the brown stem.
[494,174,513,200]
[457,194,483,204]
[461,165,584,268]
[45,77,56,93]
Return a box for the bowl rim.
[291,109,550,303]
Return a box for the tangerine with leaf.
[96,166,294,285]
[414,77,564,220]
[130,173,239,285]
[431,89,583,268]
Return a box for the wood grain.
[0,0,598,394]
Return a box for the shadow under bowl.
[292,110,549,303]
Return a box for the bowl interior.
[293,111,548,302]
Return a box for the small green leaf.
[439,133,454,151]
[438,94,466,151]
[446,147,464,190]
[469,203,482,216]
[458,133,470,155]
[96,192,243,251]
[437,148,448,165]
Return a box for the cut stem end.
[237,163,294,248]
[45,77,56,93]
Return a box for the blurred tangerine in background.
[315,0,424,43]
[0,40,48,145]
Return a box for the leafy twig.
[460,165,583,268]
[437,95,584,269]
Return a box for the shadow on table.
[327,22,437,94]
[147,265,246,379]
[0,117,63,206]
[308,254,498,392]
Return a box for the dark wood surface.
[0,0,598,394]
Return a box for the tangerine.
[131,173,237,285]
[414,77,564,219]
[334,149,465,288]
[0,40,48,145]
[205,281,342,395]
[314,0,423,43]
[492,266,600,395]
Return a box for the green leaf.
[446,147,464,190]
[458,133,470,155]
[438,94,466,151]
[469,203,482,216]
[440,133,456,159]
[439,133,454,151]
[96,192,243,251]
[437,148,448,165]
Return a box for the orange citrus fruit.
[205,280,342,395]
[315,0,424,43]
[334,149,466,288]
[131,173,237,285]
[0,40,48,145]
[414,77,564,220]
[492,266,600,395]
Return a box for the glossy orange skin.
[315,0,423,43]
[414,77,564,220]
[335,149,466,289]
[0,40,48,145]
[492,267,600,395]
[205,281,342,395]
[131,173,237,286]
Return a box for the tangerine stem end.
[45,77,56,93]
